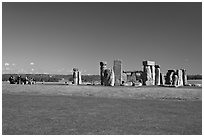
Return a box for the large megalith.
[182,69,188,86]
[73,68,78,85]
[142,60,155,85]
[78,71,82,85]
[155,65,161,85]
[72,68,82,85]
[103,68,115,86]
[177,69,183,86]
[113,60,122,86]
[100,61,107,85]
[165,70,175,85]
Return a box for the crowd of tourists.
[9,75,36,85]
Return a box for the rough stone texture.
[172,73,178,86]
[143,65,152,85]
[103,69,111,86]
[155,65,160,85]
[77,71,82,85]
[142,60,156,86]
[177,69,183,86]
[142,60,155,66]
[150,65,155,85]
[182,69,188,86]
[165,70,175,85]
[110,69,115,86]
[100,61,107,85]
[73,69,78,85]
[160,73,165,85]
[113,60,122,86]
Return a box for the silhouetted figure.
[17,75,22,84]
[9,75,15,84]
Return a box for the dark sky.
[2,2,202,75]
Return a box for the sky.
[2,2,202,75]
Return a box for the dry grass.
[2,82,202,100]
[2,82,202,135]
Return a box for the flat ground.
[2,82,202,135]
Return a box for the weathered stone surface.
[77,71,82,85]
[110,69,115,86]
[182,69,188,86]
[73,69,78,85]
[103,68,112,86]
[150,65,155,85]
[142,60,155,66]
[143,65,153,85]
[165,70,175,85]
[113,60,122,86]
[177,69,183,86]
[100,61,107,85]
[155,65,160,85]
[172,73,178,86]
[160,73,165,85]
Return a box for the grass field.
[2,82,202,135]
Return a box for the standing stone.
[151,65,155,85]
[113,60,122,86]
[142,60,156,86]
[172,73,178,87]
[177,69,183,86]
[104,69,111,86]
[169,71,174,85]
[165,70,175,85]
[182,69,188,86]
[144,65,152,85]
[155,65,160,85]
[73,68,78,85]
[78,71,82,85]
[100,61,107,85]
[110,69,115,86]
[160,73,165,85]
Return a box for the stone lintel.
[143,61,155,66]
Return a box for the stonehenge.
[8,59,188,88]
[99,60,188,87]
[165,69,188,87]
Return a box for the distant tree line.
[2,74,100,83]
[68,75,100,82]
[187,75,202,80]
